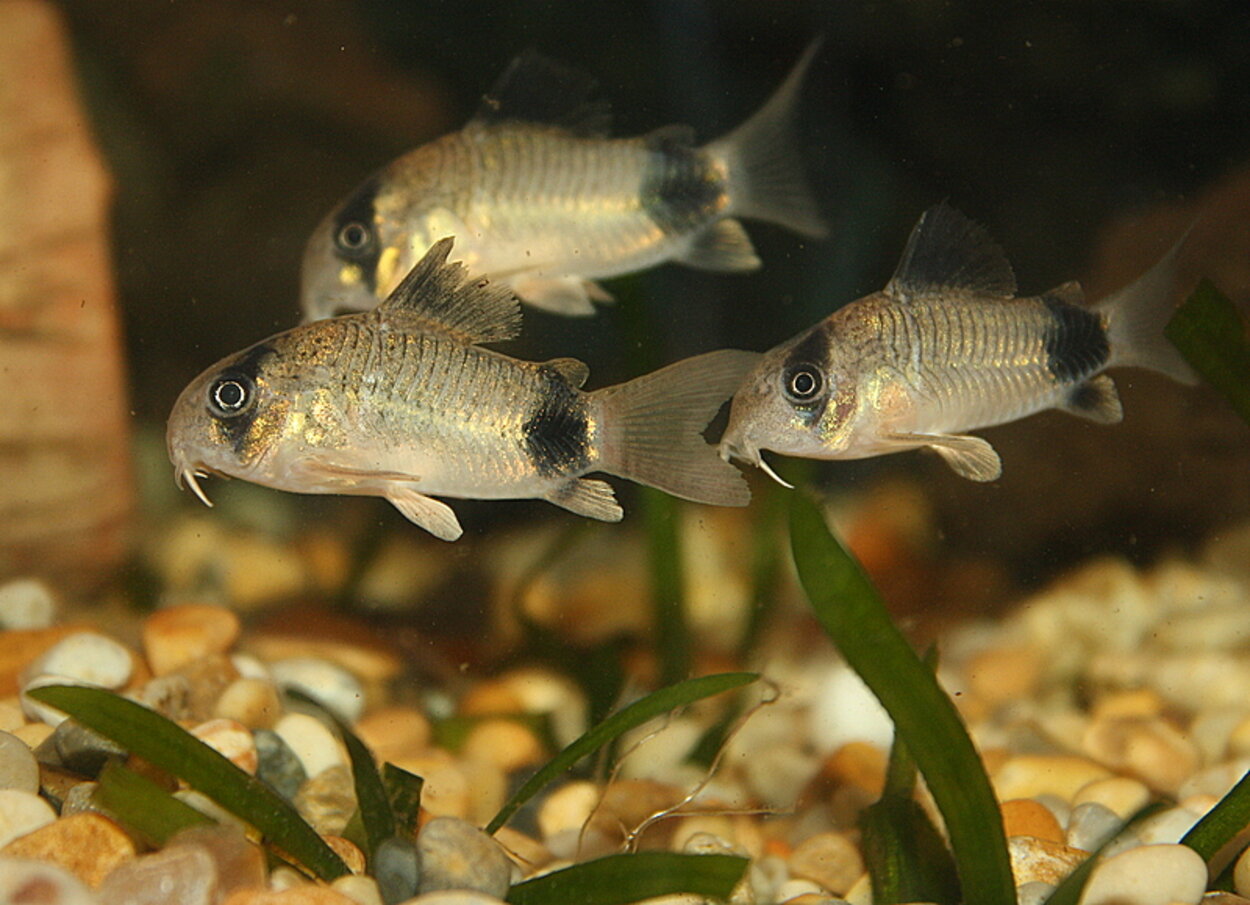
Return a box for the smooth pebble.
[0,579,57,630]
[1102,806,1202,857]
[1017,881,1056,905]
[274,712,346,779]
[143,603,241,676]
[401,893,509,905]
[0,856,96,905]
[1082,715,1200,794]
[537,780,599,840]
[417,816,512,899]
[1072,776,1151,819]
[97,843,218,905]
[1001,798,1064,842]
[271,657,365,723]
[2,811,136,887]
[333,874,384,905]
[1079,843,1206,905]
[40,718,128,776]
[352,706,431,763]
[20,675,96,727]
[215,677,282,729]
[191,718,259,774]
[0,788,56,847]
[168,823,266,897]
[24,631,133,690]
[994,755,1112,802]
[255,728,307,800]
[788,832,864,896]
[1008,835,1086,886]
[1234,843,1250,898]
[1066,801,1123,852]
[0,729,39,792]
[461,718,545,774]
[295,765,357,836]
[375,835,421,905]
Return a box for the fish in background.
[301,41,827,321]
[720,203,1197,483]
[169,238,759,541]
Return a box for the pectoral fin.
[384,485,463,541]
[886,432,1003,482]
[545,478,623,522]
[510,274,611,316]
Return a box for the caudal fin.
[1095,224,1198,385]
[594,350,761,507]
[704,39,828,239]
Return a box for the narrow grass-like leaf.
[789,494,1014,905]
[92,761,213,846]
[1166,278,1250,425]
[506,851,747,905]
[28,685,348,880]
[288,690,394,860]
[642,487,690,687]
[485,671,757,835]
[382,763,424,842]
[1043,802,1167,905]
[1182,766,1250,861]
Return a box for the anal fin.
[384,485,463,541]
[1061,374,1123,424]
[510,274,611,316]
[679,219,761,272]
[545,478,623,522]
[887,431,1002,482]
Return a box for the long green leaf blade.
[485,671,757,835]
[788,494,1014,905]
[1181,767,1250,861]
[382,763,424,842]
[1166,278,1250,425]
[506,852,747,905]
[28,685,348,881]
[93,761,214,846]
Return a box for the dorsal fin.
[544,357,590,388]
[472,49,612,137]
[1046,280,1085,306]
[886,203,1017,301]
[377,238,521,343]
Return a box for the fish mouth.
[719,437,794,490]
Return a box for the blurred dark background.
[56,0,1250,579]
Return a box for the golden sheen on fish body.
[720,204,1197,483]
[167,239,760,541]
[300,42,827,321]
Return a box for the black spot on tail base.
[641,129,726,235]
[523,369,592,478]
[1042,294,1109,384]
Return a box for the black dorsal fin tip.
[473,49,612,137]
[887,202,1017,301]
[379,238,522,344]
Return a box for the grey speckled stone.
[37,719,127,776]
[417,816,511,899]
[294,764,356,836]
[254,728,307,800]
[376,835,421,904]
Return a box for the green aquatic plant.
[505,851,748,905]
[27,684,350,880]
[1166,278,1250,425]
[788,492,1015,905]
[93,761,215,845]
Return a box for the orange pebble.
[1001,798,1064,843]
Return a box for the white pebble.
[273,712,346,780]
[776,878,827,901]
[809,662,895,752]
[1234,843,1250,897]
[27,631,133,689]
[1017,881,1056,905]
[0,579,57,629]
[0,730,39,793]
[1066,801,1123,852]
[19,675,94,727]
[1102,806,1202,857]
[0,856,95,905]
[333,874,384,905]
[0,789,57,847]
[1078,843,1206,905]
[403,891,509,904]
[271,657,364,723]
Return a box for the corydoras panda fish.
[720,203,1197,483]
[169,239,759,540]
[300,42,826,321]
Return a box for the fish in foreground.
[301,41,826,321]
[720,203,1197,483]
[168,238,758,540]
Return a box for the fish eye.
[335,220,374,257]
[208,375,253,417]
[783,364,824,403]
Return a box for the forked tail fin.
[593,349,761,506]
[1096,224,1199,385]
[704,38,828,239]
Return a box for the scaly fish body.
[302,43,825,320]
[720,204,1196,482]
[170,238,758,540]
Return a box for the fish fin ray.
[378,237,522,342]
[594,349,761,507]
[510,273,604,316]
[886,203,1017,301]
[1047,279,1085,306]
[545,357,590,388]
[472,49,612,137]
[703,38,828,239]
[1095,224,1199,384]
[384,485,463,541]
[1061,374,1123,423]
[545,478,623,522]
[679,219,761,272]
[887,431,1002,482]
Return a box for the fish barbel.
[168,238,759,540]
[720,203,1197,482]
[301,42,826,321]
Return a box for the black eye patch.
[208,373,254,418]
[782,363,824,403]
